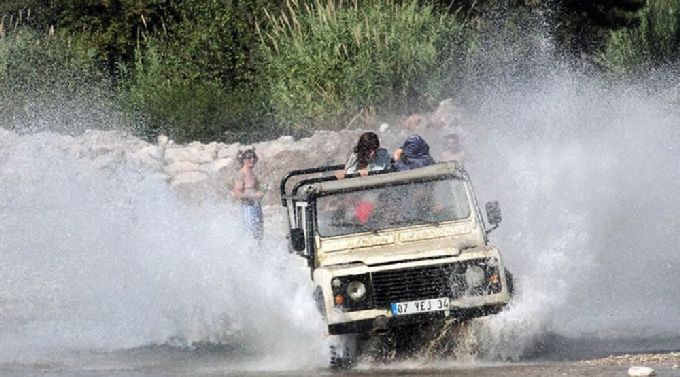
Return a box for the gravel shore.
[580,352,680,368]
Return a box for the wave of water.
[0,131,327,368]
[460,70,680,359]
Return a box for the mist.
[0,132,327,367]
[458,69,680,358]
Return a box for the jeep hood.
[315,222,485,267]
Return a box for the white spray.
[0,131,327,368]
[458,70,680,359]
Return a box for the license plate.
[390,297,450,316]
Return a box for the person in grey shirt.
[339,132,392,178]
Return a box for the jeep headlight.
[330,274,373,311]
[347,281,366,302]
[465,265,485,288]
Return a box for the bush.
[113,0,286,143]
[258,0,467,130]
[598,0,680,74]
[118,42,274,143]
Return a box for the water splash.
[458,70,680,359]
[0,131,327,368]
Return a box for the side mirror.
[290,228,306,252]
[485,201,502,233]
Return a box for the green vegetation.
[0,0,678,142]
[116,0,276,143]
[599,0,680,74]
[258,0,466,130]
[553,0,646,56]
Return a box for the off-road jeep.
[279,161,512,366]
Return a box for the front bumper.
[319,249,512,335]
[328,302,507,335]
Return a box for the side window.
[295,203,307,230]
[290,203,309,254]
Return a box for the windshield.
[316,178,471,237]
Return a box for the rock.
[165,146,214,165]
[171,171,209,186]
[198,162,220,174]
[216,143,241,160]
[211,157,235,174]
[136,145,162,159]
[401,114,424,130]
[429,98,464,129]
[10,96,471,207]
[90,150,124,169]
[628,366,655,376]
[164,161,201,176]
[130,145,163,170]
[146,172,171,183]
[263,137,309,155]
[157,134,170,146]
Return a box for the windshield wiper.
[388,218,441,227]
[330,221,363,228]
[415,217,441,226]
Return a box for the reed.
[599,0,680,73]
[259,0,466,130]
[1,7,31,37]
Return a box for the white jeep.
[279,161,513,366]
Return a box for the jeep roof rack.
[280,161,464,205]
[279,164,393,206]
[305,162,463,197]
[280,164,344,206]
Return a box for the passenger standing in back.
[439,132,465,163]
[233,149,264,242]
[393,134,436,171]
[337,132,392,178]
[392,135,437,219]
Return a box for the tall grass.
[5,1,680,142]
[117,40,275,143]
[258,0,467,130]
[114,0,279,143]
[599,0,680,74]
[118,42,230,142]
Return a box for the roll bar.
[279,164,396,206]
[279,164,344,206]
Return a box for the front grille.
[370,259,493,307]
